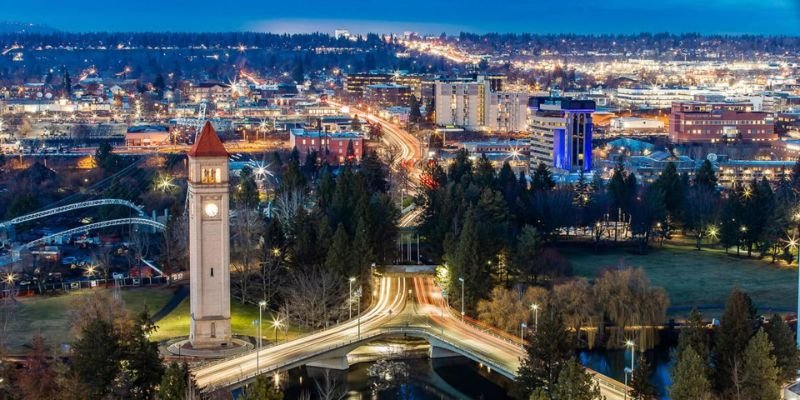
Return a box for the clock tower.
[187,122,231,348]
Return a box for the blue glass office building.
[529,97,595,175]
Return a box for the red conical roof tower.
[188,121,228,158]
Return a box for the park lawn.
[150,297,305,343]
[564,244,797,317]
[4,287,174,353]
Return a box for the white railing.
[1,198,144,227]
[22,218,166,248]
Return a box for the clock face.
[204,203,219,217]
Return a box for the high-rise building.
[669,101,776,143]
[434,75,528,132]
[529,97,595,174]
[364,83,412,107]
[187,122,232,348]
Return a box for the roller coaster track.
[21,218,166,249]
[0,199,144,228]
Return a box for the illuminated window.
[201,168,221,184]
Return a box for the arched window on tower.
[201,168,221,184]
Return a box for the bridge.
[192,276,628,399]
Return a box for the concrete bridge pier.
[306,356,350,370]
[429,345,462,359]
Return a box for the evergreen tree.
[670,346,712,400]
[474,153,496,188]
[448,209,491,313]
[608,160,629,211]
[121,307,164,400]
[764,314,800,383]
[740,329,781,400]
[630,356,656,400]
[235,166,260,209]
[551,359,602,400]
[714,288,758,393]
[71,319,122,400]
[676,308,710,368]
[291,56,304,83]
[95,141,122,173]
[531,162,555,191]
[694,159,717,191]
[158,361,192,400]
[351,115,362,131]
[279,147,306,194]
[653,162,682,218]
[360,151,388,193]
[516,303,575,398]
[408,94,422,125]
[352,217,374,281]
[16,334,61,400]
[317,165,336,210]
[242,375,283,400]
[325,223,352,276]
[513,225,544,284]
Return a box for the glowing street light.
[271,316,283,343]
[349,277,356,319]
[156,175,175,192]
[458,277,465,321]
[786,234,800,349]
[257,300,267,371]
[530,303,540,332]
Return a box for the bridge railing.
[200,327,513,393]
[196,279,402,371]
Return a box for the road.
[193,275,627,399]
[411,277,629,400]
[193,276,408,392]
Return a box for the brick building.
[669,101,776,143]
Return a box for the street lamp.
[786,236,800,348]
[272,317,283,344]
[257,300,266,371]
[624,340,635,400]
[531,303,540,332]
[349,277,356,319]
[355,286,363,339]
[520,322,527,348]
[458,277,465,321]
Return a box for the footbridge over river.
[192,276,628,399]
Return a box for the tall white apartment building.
[434,75,529,132]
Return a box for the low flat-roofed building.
[125,125,170,146]
[716,159,795,188]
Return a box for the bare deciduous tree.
[313,369,347,400]
[280,266,347,330]
[273,188,306,230]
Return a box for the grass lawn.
[150,297,305,343]
[3,287,174,353]
[564,244,798,317]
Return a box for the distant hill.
[0,22,58,34]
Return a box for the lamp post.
[348,277,356,320]
[531,303,539,332]
[624,339,635,399]
[787,235,800,348]
[258,300,266,371]
[355,286,362,339]
[520,323,527,348]
[458,277,465,321]
[272,317,283,344]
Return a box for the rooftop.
[188,122,228,158]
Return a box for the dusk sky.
[2,0,799,34]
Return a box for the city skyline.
[3,0,800,35]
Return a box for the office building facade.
[529,97,595,174]
[669,101,776,143]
